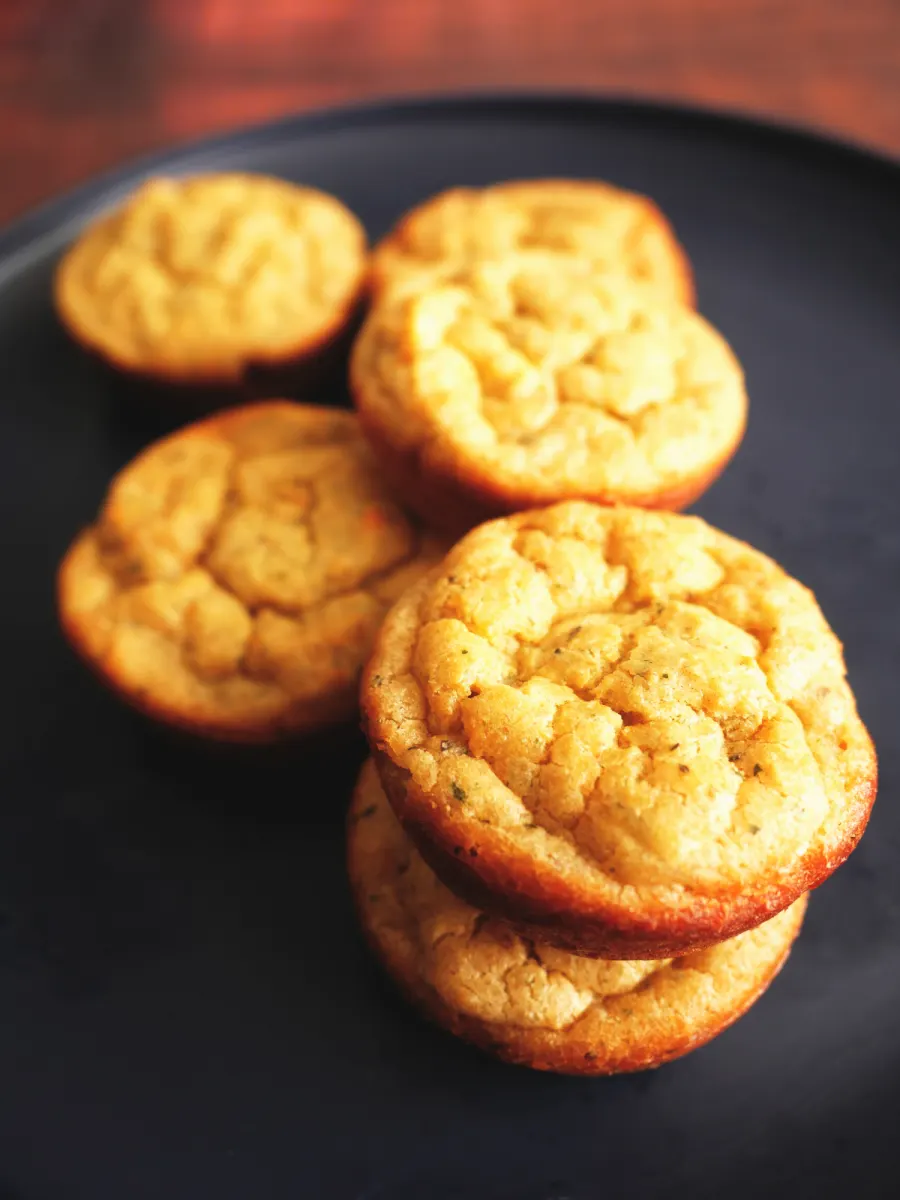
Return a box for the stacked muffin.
[353,503,874,1073]
[352,182,746,532]
[54,172,876,1075]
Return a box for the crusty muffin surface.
[349,759,807,1075]
[58,402,445,742]
[55,173,366,382]
[351,254,745,531]
[362,503,876,956]
[370,179,693,305]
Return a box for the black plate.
[0,94,897,1200]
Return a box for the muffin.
[369,179,693,305]
[58,402,445,742]
[349,760,807,1075]
[351,254,746,534]
[362,503,876,958]
[54,173,367,392]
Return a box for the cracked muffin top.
[348,759,807,1074]
[362,502,875,957]
[369,179,693,305]
[58,402,445,741]
[55,174,367,382]
[351,254,746,523]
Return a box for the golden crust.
[351,255,746,534]
[58,402,446,742]
[361,503,876,957]
[55,174,367,384]
[369,180,694,305]
[349,760,807,1075]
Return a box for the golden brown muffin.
[370,179,693,305]
[349,760,807,1075]
[58,402,445,743]
[362,503,876,958]
[54,173,367,388]
[351,255,746,535]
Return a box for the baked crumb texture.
[58,402,445,742]
[351,254,746,534]
[363,503,876,957]
[349,759,807,1075]
[369,180,694,305]
[55,173,367,384]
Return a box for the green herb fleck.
[357,804,377,820]
[753,763,763,776]
[119,558,144,583]
[460,648,469,655]
[748,823,761,835]
[728,753,741,762]
[451,782,467,802]
[662,673,670,680]
[669,743,680,751]
[678,763,690,774]
[553,647,562,655]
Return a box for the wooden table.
[1,0,898,223]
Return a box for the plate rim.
[1,88,898,269]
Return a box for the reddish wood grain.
[0,0,897,222]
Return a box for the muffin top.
[55,173,367,380]
[58,402,444,741]
[370,179,693,305]
[349,759,807,1073]
[352,254,745,510]
[362,503,875,956]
